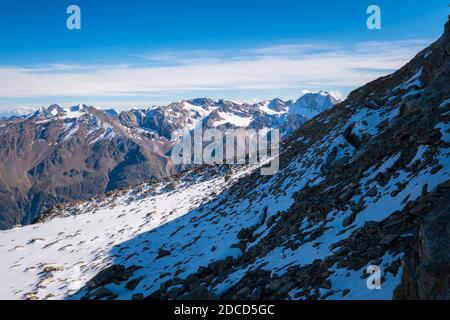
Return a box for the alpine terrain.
[0,18,449,301]
[0,92,338,230]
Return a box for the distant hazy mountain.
[0,107,39,119]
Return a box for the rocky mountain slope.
[0,93,336,229]
[0,19,448,300]
[0,104,174,230]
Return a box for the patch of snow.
[213,111,253,127]
[258,101,286,115]
[439,99,450,108]
[349,107,399,138]
[435,122,450,143]
[395,67,423,91]
[62,122,79,142]
[371,152,402,177]
[409,145,428,165]
[325,252,404,300]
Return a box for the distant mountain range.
[0,107,38,120]
[0,92,339,229]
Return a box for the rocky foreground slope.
[0,19,449,300]
[0,93,336,229]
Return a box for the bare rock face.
[394,192,450,300]
[394,20,450,299]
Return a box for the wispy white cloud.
[0,39,431,109]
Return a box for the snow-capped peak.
[289,91,339,117]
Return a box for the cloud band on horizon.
[0,39,431,111]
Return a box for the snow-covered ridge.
[1,92,339,145]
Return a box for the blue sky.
[0,0,448,111]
